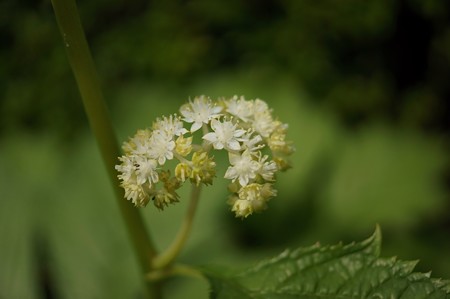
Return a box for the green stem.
[147,264,204,281]
[50,0,159,297]
[152,185,202,269]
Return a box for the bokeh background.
[1,0,449,298]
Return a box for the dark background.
[1,0,449,298]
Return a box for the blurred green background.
[1,0,449,298]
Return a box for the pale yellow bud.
[164,175,181,192]
[266,122,294,160]
[175,162,191,182]
[175,135,193,156]
[238,183,275,203]
[158,170,171,182]
[227,194,239,206]
[121,181,150,207]
[231,199,253,218]
[230,183,277,217]
[260,183,277,199]
[190,151,216,186]
[238,183,262,202]
[153,188,180,210]
[273,156,292,171]
[227,182,240,193]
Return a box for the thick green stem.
[50,0,159,297]
[152,185,202,269]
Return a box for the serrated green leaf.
[203,227,450,299]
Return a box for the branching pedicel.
[115,96,294,218]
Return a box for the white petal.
[214,142,224,150]
[190,122,202,132]
[203,132,217,143]
[234,129,246,138]
[151,173,159,183]
[228,152,241,165]
[227,140,241,151]
[224,167,237,180]
[239,176,249,186]
[166,151,173,160]
[183,116,194,123]
[176,128,189,136]
[212,106,223,114]
[210,119,220,131]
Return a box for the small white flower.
[251,99,276,137]
[252,113,274,138]
[126,130,152,156]
[148,130,176,165]
[153,114,188,138]
[116,155,136,182]
[224,150,260,186]
[203,118,246,151]
[253,99,270,115]
[180,95,222,132]
[135,156,159,185]
[240,130,264,152]
[225,95,253,122]
[257,154,278,181]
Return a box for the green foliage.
[204,227,450,299]
[324,125,448,230]
[0,73,448,298]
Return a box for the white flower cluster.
[115,95,294,217]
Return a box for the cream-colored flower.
[202,118,246,151]
[225,95,253,122]
[180,95,222,132]
[257,154,278,182]
[135,156,159,185]
[224,150,260,186]
[240,130,264,152]
[251,100,276,138]
[152,114,188,138]
[116,155,136,183]
[122,129,152,155]
[148,130,176,165]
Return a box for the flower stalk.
[152,185,202,269]
[50,0,159,297]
